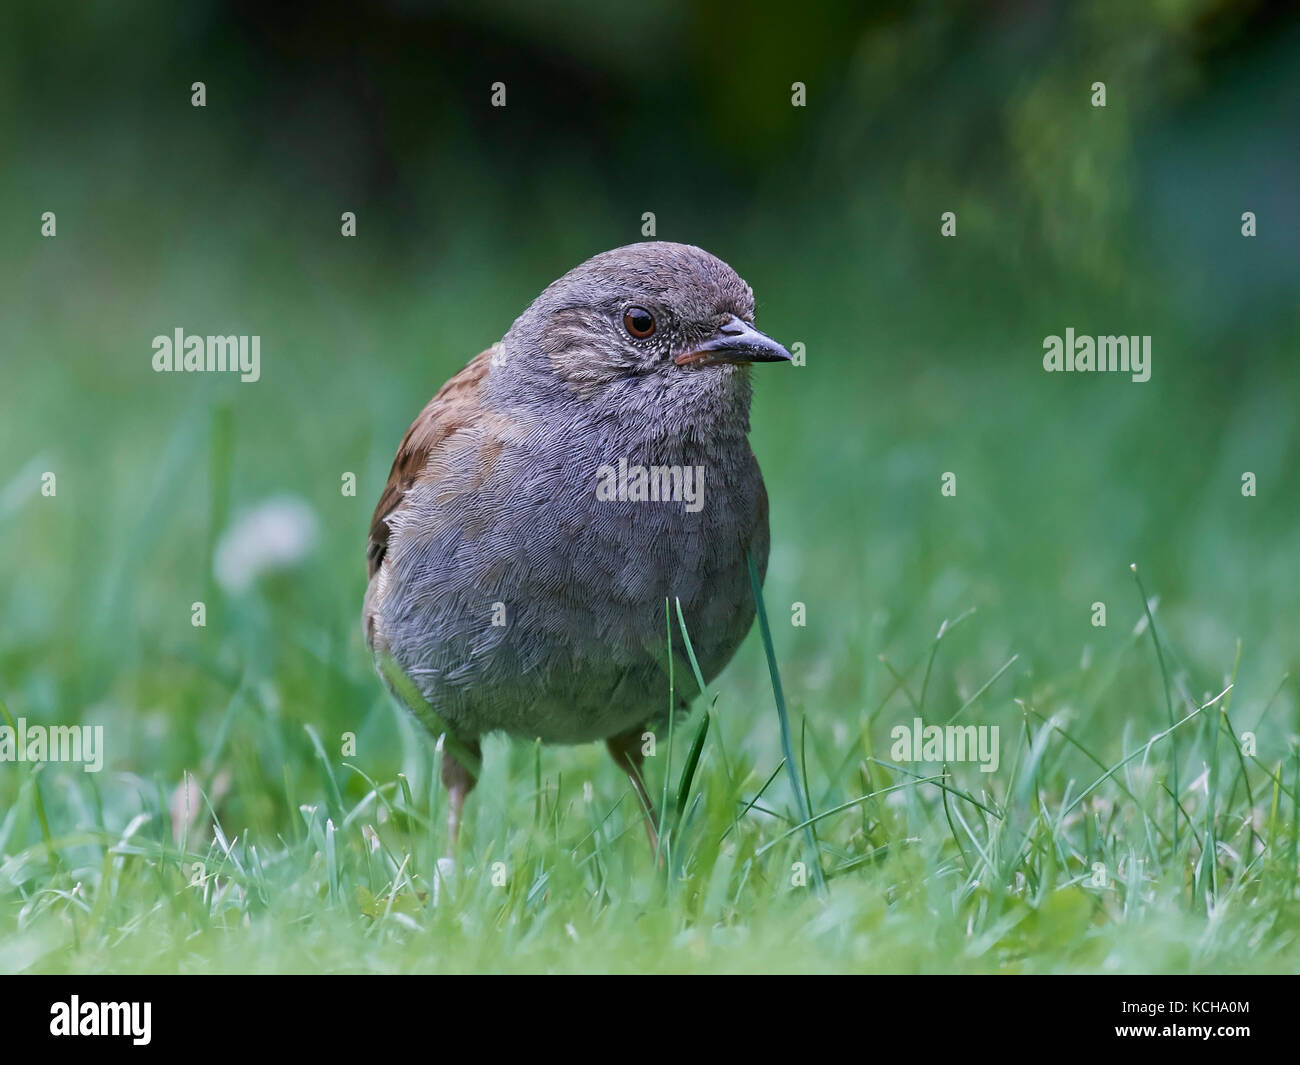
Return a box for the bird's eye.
[623,306,655,338]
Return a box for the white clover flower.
[213,495,319,594]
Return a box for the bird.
[362,241,791,855]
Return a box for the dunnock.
[363,241,791,851]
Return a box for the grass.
[2,494,1298,971]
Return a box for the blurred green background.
[0,0,1297,971]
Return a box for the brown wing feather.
[366,348,494,579]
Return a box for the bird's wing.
[366,346,495,580]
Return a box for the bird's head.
[494,242,791,413]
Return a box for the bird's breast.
[375,417,769,740]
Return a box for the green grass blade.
[747,550,825,892]
[674,710,710,827]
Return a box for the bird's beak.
[674,314,793,367]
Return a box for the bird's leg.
[606,726,660,854]
[440,738,481,856]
